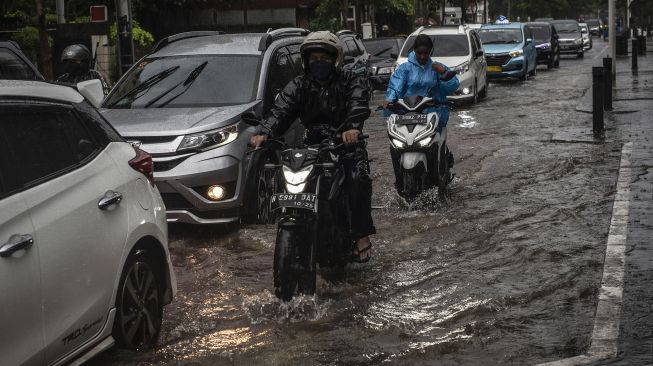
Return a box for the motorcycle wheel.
[437,146,452,195]
[274,227,316,301]
[402,166,425,201]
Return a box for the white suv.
[396,25,488,104]
[0,80,176,365]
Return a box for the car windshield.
[528,26,551,41]
[400,34,470,57]
[0,48,38,80]
[587,20,600,27]
[479,28,523,44]
[105,55,260,109]
[552,22,580,33]
[363,39,400,58]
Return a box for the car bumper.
[147,137,251,225]
[536,49,554,64]
[486,55,527,79]
[447,71,475,101]
[559,44,583,54]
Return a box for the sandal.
[351,242,372,263]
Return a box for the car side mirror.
[475,50,484,58]
[526,38,533,45]
[241,110,261,126]
[390,52,398,59]
[77,79,104,108]
[554,34,559,39]
[344,56,355,65]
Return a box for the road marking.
[593,44,609,60]
[537,142,632,366]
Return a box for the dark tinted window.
[363,39,401,58]
[344,39,359,57]
[529,26,551,41]
[264,47,295,110]
[105,55,261,109]
[401,35,470,57]
[286,44,304,75]
[0,104,98,193]
[353,38,366,55]
[552,22,580,33]
[0,48,37,80]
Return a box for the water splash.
[457,110,478,129]
[242,290,331,324]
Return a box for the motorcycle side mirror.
[241,111,260,126]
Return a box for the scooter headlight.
[418,136,432,147]
[282,165,313,185]
[391,138,405,149]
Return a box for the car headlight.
[454,61,470,74]
[377,66,394,75]
[418,136,432,147]
[574,38,583,45]
[282,165,313,185]
[538,42,551,48]
[391,138,405,149]
[177,124,238,152]
[509,49,524,57]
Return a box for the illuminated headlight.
[574,38,583,45]
[538,42,551,48]
[454,61,470,74]
[177,124,238,152]
[418,136,432,147]
[462,87,471,95]
[282,165,313,185]
[509,49,524,57]
[391,138,405,149]
[377,66,394,75]
[285,182,306,194]
[207,185,225,201]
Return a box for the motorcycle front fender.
[400,152,428,171]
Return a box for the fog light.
[207,185,225,200]
[462,87,471,95]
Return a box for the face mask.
[64,62,85,76]
[309,60,335,81]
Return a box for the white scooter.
[384,95,454,200]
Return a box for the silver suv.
[396,25,488,104]
[100,29,308,225]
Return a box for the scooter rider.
[250,31,376,263]
[56,44,109,94]
[383,35,459,128]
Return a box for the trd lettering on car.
[61,317,103,345]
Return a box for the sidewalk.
[592,38,653,366]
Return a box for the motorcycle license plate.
[397,114,428,125]
[270,193,317,211]
[487,66,502,72]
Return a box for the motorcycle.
[384,96,454,200]
[243,112,368,301]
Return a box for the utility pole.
[484,0,487,23]
[115,0,135,76]
[56,0,65,23]
[35,0,53,79]
[609,0,616,79]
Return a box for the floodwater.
[96,41,624,365]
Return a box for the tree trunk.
[35,0,53,79]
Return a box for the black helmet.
[61,44,91,64]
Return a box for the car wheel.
[547,54,555,69]
[554,53,560,68]
[479,80,488,99]
[519,64,528,81]
[471,80,478,104]
[577,51,584,58]
[113,249,163,351]
[529,64,537,77]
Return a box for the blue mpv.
[479,22,537,80]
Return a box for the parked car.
[362,36,404,89]
[99,29,309,225]
[479,22,538,81]
[336,30,371,77]
[579,22,593,50]
[0,79,176,365]
[586,19,604,36]
[0,41,44,80]
[526,22,561,69]
[550,20,584,58]
[397,25,488,103]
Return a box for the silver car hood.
[100,101,259,137]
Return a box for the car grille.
[153,156,189,172]
[161,193,194,210]
[486,54,511,66]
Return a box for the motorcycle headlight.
[286,182,306,194]
[509,49,524,57]
[282,165,313,185]
[377,66,394,75]
[177,124,238,152]
[454,61,470,74]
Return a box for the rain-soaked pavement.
[96,40,628,365]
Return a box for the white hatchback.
[0,80,176,365]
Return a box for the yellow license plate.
[487,66,502,72]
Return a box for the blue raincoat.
[385,51,460,125]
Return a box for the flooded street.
[96,42,625,365]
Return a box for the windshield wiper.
[107,65,180,107]
[146,61,209,108]
[372,47,393,57]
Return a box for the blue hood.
[483,43,523,54]
[407,50,432,68]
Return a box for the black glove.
[440,70,457,81]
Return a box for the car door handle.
[0,234,34,258]
[98,190,123,210]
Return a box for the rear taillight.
[128,147,155,185]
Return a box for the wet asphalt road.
[96,40,626,365]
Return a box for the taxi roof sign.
[495,15,510,24]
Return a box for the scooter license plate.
[270,193,317,211]
[397,114,428,125]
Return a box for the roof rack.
[153,31,225,52]
[258,27,310,51]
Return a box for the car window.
[264,47,295,110]
[401,35,470,57]
[0,104,99,194]
[363,39,400,58]
[0,48,37,80]
[523,26,532,40]
[469,33,478,54]
[344,39,358,57]
[286,44,304,76]
[353,38,366,55]
[528,25,551,41]
[552,22,580,33]
[479,28,524,44]
[473,32,483,51]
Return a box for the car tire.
[113,249,163,351]
[479,81,488,99]
[519,64,528,81]
[471,80,478,105]
[547,55,555,69]
[529,64,537,77]
[577,51,584,58]
[554,53,561,68]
